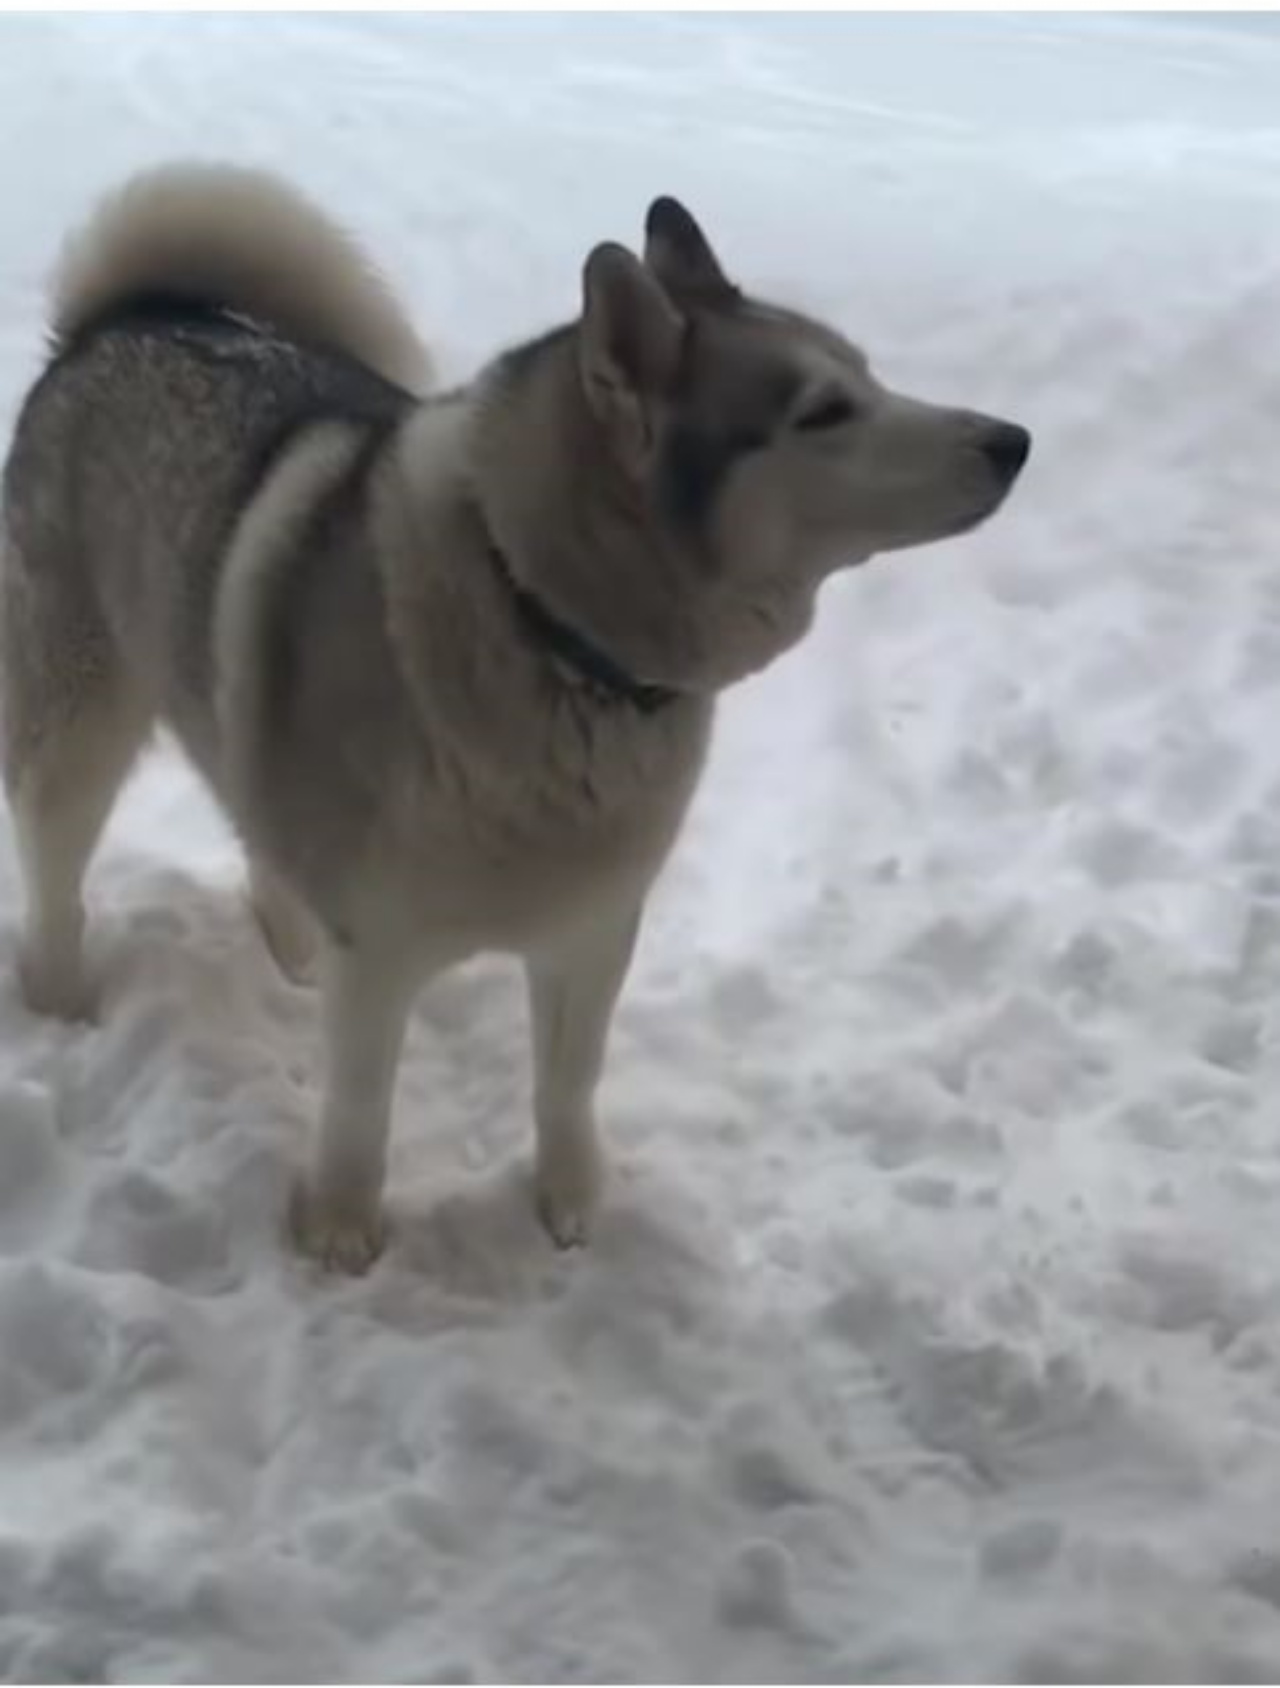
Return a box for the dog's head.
[488,198,1030,692]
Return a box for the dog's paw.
[267,940,318,990]
[289,1180,388,1275]
[254,908,317,988]
[17,948,97,1025]
[535,1141,604,1250]
[249,876,318,988]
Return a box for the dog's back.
[4,161,431,766]
[8,298,409,757]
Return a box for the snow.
[2,10,1280,1681]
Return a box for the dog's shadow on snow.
[381,1166,564,1310]
[379,1162,715,1320]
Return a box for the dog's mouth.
[875,491,1019,555]
[951,478,1023,535]
[897,449,1031,550]
[834,430,1033,567]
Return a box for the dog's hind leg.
[1,545,150,1021]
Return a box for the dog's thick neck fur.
[486,539,678,714]
[372,391,712,822]
[467,328,726,696]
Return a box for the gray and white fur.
[0,164,1030,1269]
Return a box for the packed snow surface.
[2,11,1280,1682]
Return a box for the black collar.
[489,545,679,715]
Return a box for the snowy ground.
[2,11,1280,1682]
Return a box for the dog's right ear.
[644,197,737,304]
[579,242,683,476]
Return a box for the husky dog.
[0,166,1029,1270]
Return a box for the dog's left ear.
[579,241,684,476]
[644,197,737,304]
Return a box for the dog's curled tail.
[49,162,432,392]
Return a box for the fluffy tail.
[50,162,432,392]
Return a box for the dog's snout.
[980,421,1031,480]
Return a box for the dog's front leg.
[525,898,642,1248]
[290,940,417,1274]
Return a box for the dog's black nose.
[981,421,1031,479]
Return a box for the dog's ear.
[580,242,683,473]
[644,197,736,304]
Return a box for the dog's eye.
[795,396,855,432]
